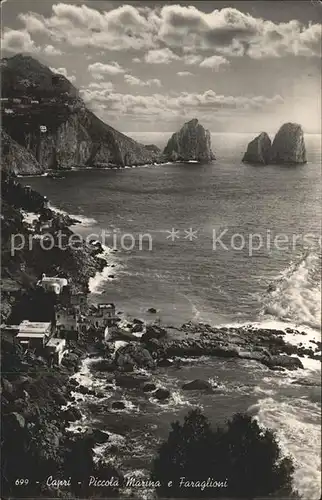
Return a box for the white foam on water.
[263,251,321,331]
[250,397,321,500]
[21,210,39,226]
[48,203,98,227]
[88,245,121,293]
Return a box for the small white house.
[16,321,52,349]
[38,274,68,295]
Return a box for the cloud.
[43,44,62,56]
[157,5,321,58]
[177,71,194,76]
[88,61,125,76]
[18,4,158,51]
[0,29,39,53]
[6,4,320,61]
[124,74,162,87]
[50,66,76,83]
[88,81,114,91]
[81,87,284,124]
[199,55,230,70]
[144,48,179,64]
[183,54,202,65]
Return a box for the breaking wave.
[48,203,98,227]
[262,250,321,331]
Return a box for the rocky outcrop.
[270,123,307,164]
[242,132,271,165]
[163,118,215,163]
[1,129,44,175]
[182,379,212,391]
[1,54,163,173]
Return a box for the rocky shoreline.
[1,175,321,498]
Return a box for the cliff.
[1,54,162,173]
[1,129,44,175]
[242,132,271,165]
[270,123,307,165]
[163,118,215,163]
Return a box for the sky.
[1,0,321,133]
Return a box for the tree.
[151,409,298,498]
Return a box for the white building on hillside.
[37,274,68,295]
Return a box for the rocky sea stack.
[270,122,307,165]
[242,123,307,166]
[242,132,271,165]
[163,118,215,163]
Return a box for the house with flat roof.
[88,303,116,329]
[37,274,68,295]
[16,320,52,350]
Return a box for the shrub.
[151,409,298,498]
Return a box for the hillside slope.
[1,54,162,172]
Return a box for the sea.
[20,132,321,499]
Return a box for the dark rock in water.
[111,401,126,410]
[182,379,212,391]
[115,374,149,389]
[68,378,78,388]
[264,355,303,370]
[142,324,167,342]
[84,428,110,443]
[90,359,115,372]
[92,429,110,443]
[115,343,155,370]
[147,307,157,314]
[61,407,82,422]
[154,388,170,400]
[143,383,157,393]
[131,323,144,333]
[270,123,306,164]
[157,358,173,367]
[164,118,215,163]
[242,132,271,165]
[77,384,91,395]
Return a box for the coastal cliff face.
[242,132,271,165]
[270,123,307,165]
[1,54,162,173]
[1,130,44,175]
[163,118,215,163]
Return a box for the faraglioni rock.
[163,118,215,163]
[270,122,307,165]
[242,132,271,165]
